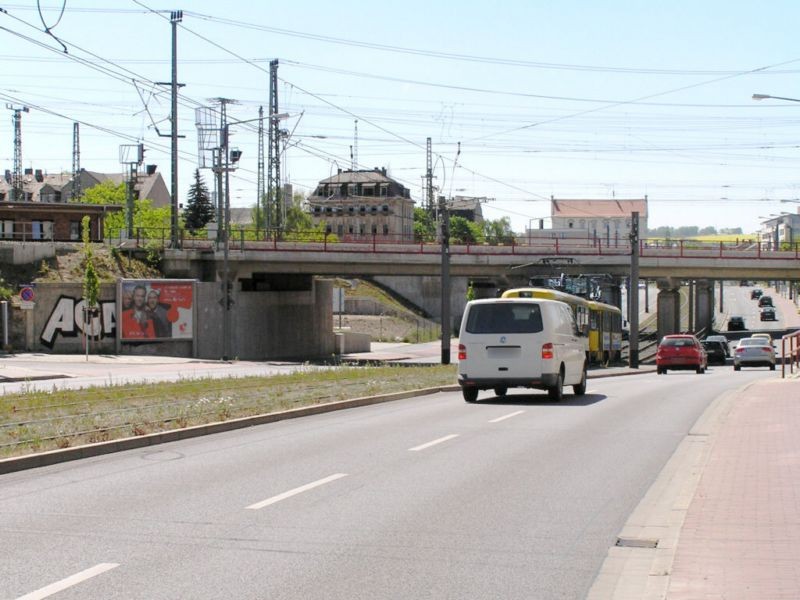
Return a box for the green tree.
[81,215,100,311]
[77,181,170,240]
[482,217,515,245]
[78,180,127,205]
[183,169,214,232]
[413,207,436,242]
[449,215,483,244]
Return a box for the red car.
[656,334,707,374]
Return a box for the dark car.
[656,334,707,374]
[758,295,773,307]
[760,306,777,321]
[701,340,727,365]
[727,316,746,331]
[750,288,763,299]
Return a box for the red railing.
[103,228,800,261]
[781,329,800,378]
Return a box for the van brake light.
[458,344,467,360]
[542,342,554,359]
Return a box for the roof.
[551,198,648,218]
[319,169,395,185]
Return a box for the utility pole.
[426,137,434,213]
[628,211,640,368]
[71,122,81,201]
[440,192,450,365]
[6,104,29,202]
[267,59,282,232]
[154,11,184,248]
[257,105,265,232]
[352,119,358,171]
[120,143,144,239]
[169,10,182,248]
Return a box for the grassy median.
[0,364,457,459]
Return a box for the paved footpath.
[666,376,800,599]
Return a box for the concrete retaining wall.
[373,275,468,334]
[9,279,336,360]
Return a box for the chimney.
[35,169,44,182]
[381,167,387,176]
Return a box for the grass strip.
[0,364,457,458]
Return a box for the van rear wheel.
[462,387,479,403]
[548,372,564,402]
[493,386,508,397]
[573,364,587,396]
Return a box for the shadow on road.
[476,392,606,407]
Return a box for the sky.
[2,0,800,235]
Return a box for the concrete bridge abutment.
[657,278,681,340]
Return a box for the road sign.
[19,287,35,302]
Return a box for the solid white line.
[408,434,459,452]
[488,410,525,423]
[16,563,119,600]
[246,473,348,510]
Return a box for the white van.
[457,298,587,402]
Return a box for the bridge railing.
[105,227,800,261]
[780,330,800,379]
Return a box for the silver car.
[733,337,776,371]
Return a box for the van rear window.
[465,303,544,334]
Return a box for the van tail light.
[458,344,467,360]
[541,342,554,360]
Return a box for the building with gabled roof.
[549,197,648,241]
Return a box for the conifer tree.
[183,169,214,232]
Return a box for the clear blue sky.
[2,0,800,234]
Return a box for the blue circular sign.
[20,287,34,302]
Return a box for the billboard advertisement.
[118,279,194,341]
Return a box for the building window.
[348,206,355,215]
[313,206,321,215]
[325,224,332,234]
[359,205,366,214]
[379,184,388,197]
[70,221,81,241]
[371,224,378,234]
[568,221,574,229]
[31,220,54,240]
[370,205,378,215]
[381,204,389,214]
[349,184,357,196]
[382,224,389,235]
[337,224,344,236]
[0,220,14,239]
[359,224,365,235]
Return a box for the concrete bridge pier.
[599,278,622,309]
[657,278,681,340]
[694,279,715,334]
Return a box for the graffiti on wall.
[40,295,117,349]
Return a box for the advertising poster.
[119,280,194,341]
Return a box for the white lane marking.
[488,410,525,423]
[408,434,459,452]
[17,563,119,600]
[246,473,348,510]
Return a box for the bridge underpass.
[158,242,800,353]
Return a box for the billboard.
[118,279,194,341]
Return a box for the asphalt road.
[0,367,773,599]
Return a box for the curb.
[0,385,460,476]
[0,369,651,476]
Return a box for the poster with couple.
[118,279,194,341]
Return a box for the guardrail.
[780,330,800,378]
[104,227,800,261]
